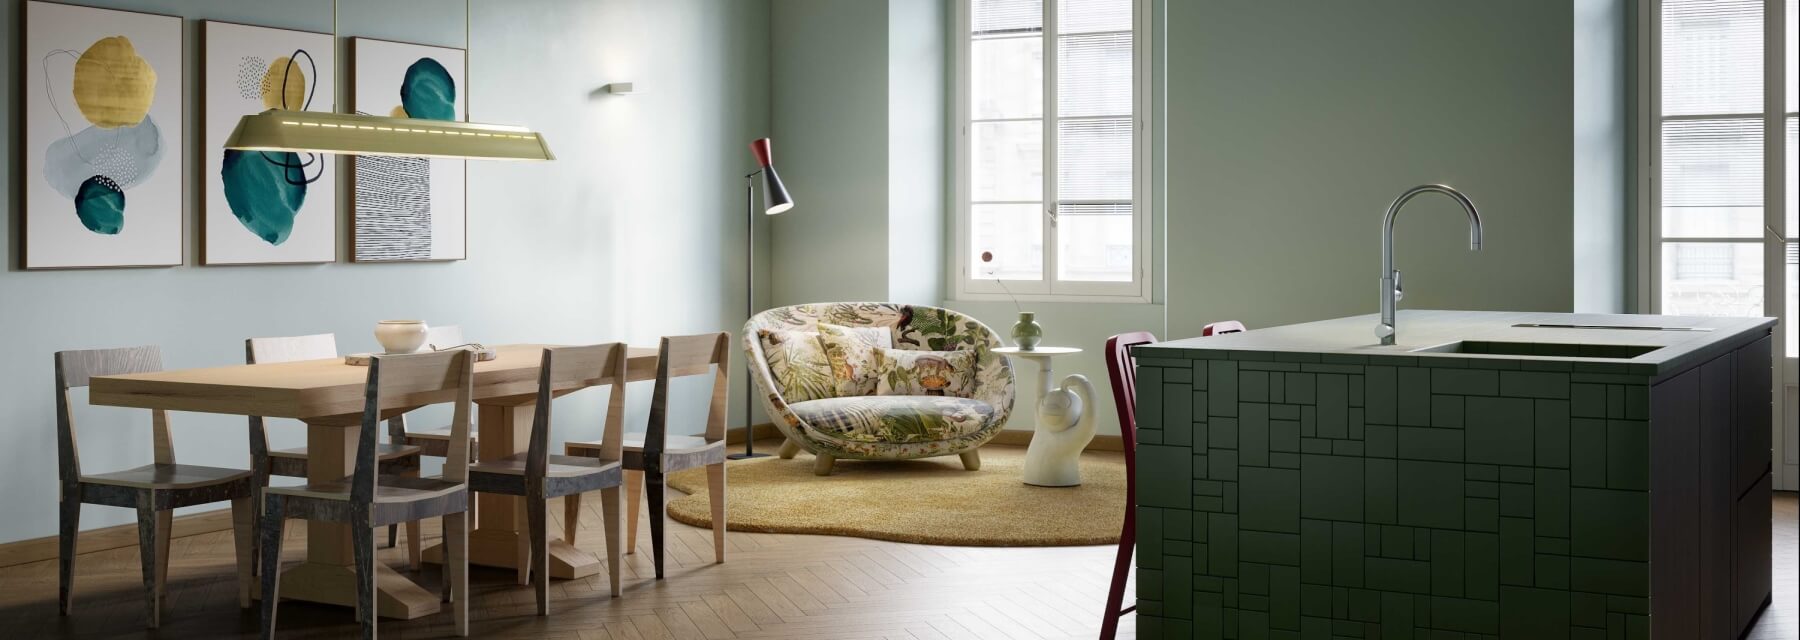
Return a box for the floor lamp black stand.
[731,138,792,460]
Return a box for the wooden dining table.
[88,343,657,620]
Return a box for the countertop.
[1139,310,1776,377]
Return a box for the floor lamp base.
[727,452,772,460]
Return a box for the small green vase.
[1010,311,1043,351]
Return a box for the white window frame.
[952,0,1154,303]
[1636,0,1795,490]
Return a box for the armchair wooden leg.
[813,453,836,476]
[563,493,581,546]
[230,497,255,609]
[599,486,622,597]
[706,463,727,564]
[134,492,161,629]
[624,469,643,555]
[259,497,285,640]
[777,438,801,459]
[647,471,666,580]
[58,496,78,616]
[959,449,982,471]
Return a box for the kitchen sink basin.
[1412,340,1661,359]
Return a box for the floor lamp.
[731,138,793,460]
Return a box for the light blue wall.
[0,0,771,544]
[1573,0,1629,313]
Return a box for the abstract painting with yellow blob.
[202,21,337,265]
[24,1,182,269]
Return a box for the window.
[1646,0,1796,358]
[954,0,1151,300]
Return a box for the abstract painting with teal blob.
[400,57,456,121]
[221,149,308,245]
[74,175,125,234]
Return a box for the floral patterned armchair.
[744,303,1016,475]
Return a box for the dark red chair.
[1100,331,1157,640]
[1202,320,1247,336]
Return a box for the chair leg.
[231,497,255,609]
[133,492,161,629]
[813,453,836,476]
[1100,502,1136,640]
[706,462,727,564]
[959,449,982,471]
[624,469,643,555]
[58,496,79,616]
[403,467,422,570]
[447,509,469,636]
[599,486,622,598]
[777,438,801,459]
[527,485,549,616]
[513,501,530,586]
[352,520,377,639]
[563,493,581,546]
[259,497,285,640]
[386,525,397,549]
[647,470,666,580]
[154,509,172,596]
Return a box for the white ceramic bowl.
[374,320,430,354]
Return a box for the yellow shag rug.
[665,445,1125,546]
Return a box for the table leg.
[273,423,440,620]
[1020,356,1097,487]
[421,402,601,579]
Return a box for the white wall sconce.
[604,82,636,95]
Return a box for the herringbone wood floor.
[0,444,1137,639]
[2,443,1793,640]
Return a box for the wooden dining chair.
[258,349,476,639]
[468,344,628,613]
[1100,331,1157,640]
[388,325,481,460]
[55,346,257,628]
[566,332,730,579]
[247,334,426,569]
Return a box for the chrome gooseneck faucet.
[1377,184,1483,345]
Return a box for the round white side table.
[994,346,1097,487]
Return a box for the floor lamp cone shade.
[224,109,554,161]
[751,138,793,214]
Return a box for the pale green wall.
[0,0,771,544]
[1573,0,1629,313]
[1165,0,1580,338]
[770,0,892,306]
[769,0,946,309]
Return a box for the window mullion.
[1043,0,1060,293]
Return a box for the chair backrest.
[54,346,167,484]
[645,333,731,461]
[246,333,338,364]
[1104,332,1157,458]
[426,325,466,350]
[245,333,340,467]
[527,343,628,478]
[355,350,475,504]
[1202,321,1247,336]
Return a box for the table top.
[89,344,658,421]
[994,346,1082,357]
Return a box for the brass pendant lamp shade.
[224,109,554,161]
[223,0,551,161]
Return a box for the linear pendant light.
[223,0,553,161]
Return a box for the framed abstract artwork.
[202,21,337,265]
[23,1,183,269]
[350,37,467,262]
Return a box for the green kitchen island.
[1131,310,1775,639]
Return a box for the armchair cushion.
[873,347,977,397]
[787,395,998,444]
[758,324,889,402]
